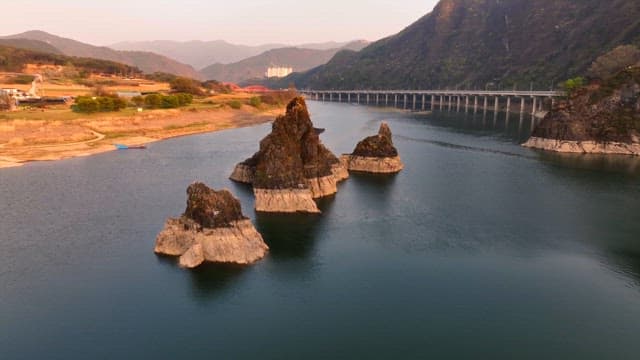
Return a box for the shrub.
[161,95,179,109]
[144,94,163,109]
[248,96,262,107]
[563,77,586,97]
[588,45,640,80]
[175,93,193,106]
[73,95,127,113]
[131,96,145,107]
[228,100,242,109]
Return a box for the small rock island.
[524,66,640,155]
[341,122,404,173]
[230,97,348,213]
[154,182,268,268]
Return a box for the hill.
[0,44,140,75]
[200,41,370,83]
[0,38,62,54]
[287,0,640,90]
[1,31,200,78]
[110,39,369,70]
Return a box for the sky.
[2,0,439,46]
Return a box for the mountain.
[0,38,62,54]
[1,31,200,78]
[110,40,285,69]
[110,39,369,69]
[200,41,370,83]
[0,44,140,75]
[287,0,640,90]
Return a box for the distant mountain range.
[200,41,369,83]
[110,39,369,69]
[284,0,640,90]
[1,31,200,79]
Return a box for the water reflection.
[188,263,247,300]
[255,196,335,260]
[536,151,640,176]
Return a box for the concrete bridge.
[299,89,565,116]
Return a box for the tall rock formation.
[154,182,268,268]
[524,67,640,155]
[341,122,404,173]
[230,97,348,213]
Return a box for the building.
[265,66,294,78]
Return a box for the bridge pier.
[474,96,478,114]
[532,97,537,115]
[403,94,407,109]
[520,97,525,116]
[506,96,511,114]
[431,95,435,111]
[413,94,417,110]
[456,96,461,112]
[394,94,398,107]
[465,96,469,113]
[376,94,380,106]
[439,96,444,111]
[422,95,426,111]
[385,94,389,106]
[494,96,499,113]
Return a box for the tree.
[563,77,586,96]
[144,94,163,109]
[169,77,204,96]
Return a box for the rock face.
[154,182,268,268]
[524,67,640,156]
[341,122,404,173]
[230,97,348,213]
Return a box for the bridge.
[298,89,565,116]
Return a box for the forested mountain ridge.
[286,0,640,90]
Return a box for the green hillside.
[288,0,640,90]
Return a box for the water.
[2,102,640,359]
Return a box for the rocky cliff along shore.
[230,97,348,213]
[341,122,404,173]
[154,182,268,268]
[524,66,640,156]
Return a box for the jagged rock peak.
[184,182,247,229]
[352,122,399,158]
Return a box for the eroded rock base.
[155,218,268,268]
[523,137,640,156]
[341,155,404,173]
[254,188,321,213]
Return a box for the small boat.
[114,144,146,150]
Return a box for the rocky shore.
[230,97,348,213]
[154,182,268,268]
[523,66,640,156]
[341,122,404,173]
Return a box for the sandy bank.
[0,106,280,169]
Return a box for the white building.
[265,66,294,78]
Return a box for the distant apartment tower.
[265,66,293,78]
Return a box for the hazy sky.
[3,0,439,46]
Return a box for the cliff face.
[155,182,268,268]
[284,0,640,90]
[342,122,404,173]
[230,97,348,213]
[524,67,640,155]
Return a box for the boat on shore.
[114,144,146,150]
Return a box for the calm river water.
[2,102,640,359]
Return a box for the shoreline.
[0,106,280,169]
[523,137,640,156]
